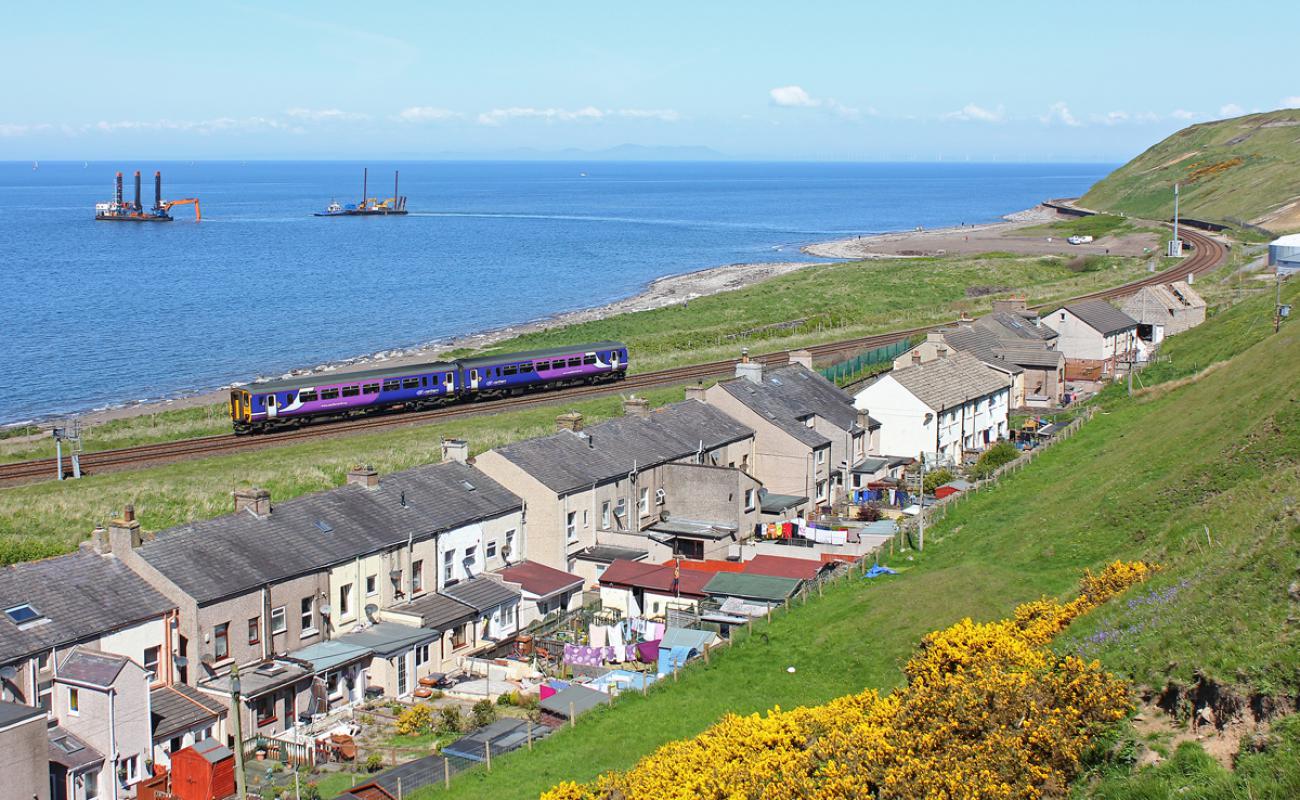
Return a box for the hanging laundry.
[590,624,607,648]
[637,639,661,662]
[608,623,625,649]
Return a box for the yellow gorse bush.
[542,561,1155,800]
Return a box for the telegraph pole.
[231,664,248,799]
[916,456,926,552]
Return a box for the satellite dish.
[0,664,18,680]
[364,604,379,624]
[319,604,332,618]
[173,656,189,668]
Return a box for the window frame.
[213,622,230,661]
[639,487,650,517]
[143,645,160,676]
[566,511,577,542]
[300,597,315,636]
[67,686,80,716]
[365,575,378,596]
[247,616,260,646]
[339,583,353,620]
[270,606,287,635]
[412,560,424,594]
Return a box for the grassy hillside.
[1,252,1150,466]
[419,281,1300,799]
[1081,108,1300,232]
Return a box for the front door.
[396,654,408,696]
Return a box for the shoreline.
[7,202,1095,432]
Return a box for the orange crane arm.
[162,198,201,221]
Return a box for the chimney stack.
[347,464,380,489]
[857,409,871,430]
[88,523,110,555]
[555,411,584,433]
[926,332,946,345]
[911,351,922,365]
[441,438,469,464]
[233,487,272,518]
[936,345,948,359]
[622,395,650,417]
[108,505,147,554]
[684,381,707,403]
[735,349,764,384]
[788,350,813,370]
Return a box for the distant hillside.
[1081,108,1300,233]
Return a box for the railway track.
[0,225,1225,486]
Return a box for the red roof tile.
[661,559,746,574]
[599,559,716,598]
[742,554,825,581]
[497,560,583,599]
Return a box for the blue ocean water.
[0,161,1111,423]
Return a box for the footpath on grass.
[419,281,1300,800]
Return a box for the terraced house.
[475,398,759,587]
[108,459,524,742]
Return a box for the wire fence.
[818,338,915,386]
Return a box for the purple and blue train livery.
[229,341,627,434]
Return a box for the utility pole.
[916,455,926,552]
[1276,270,1284,334]
[230,664,248,800]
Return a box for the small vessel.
[316,168,408,216]
[95,170,201,222]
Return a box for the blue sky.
[2,1,1296,161]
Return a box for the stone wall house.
[474,399,756,581]
[1121,281,1206,345]
[0,700,50,800]
[1041,299,1140,372]
[701,358,874,511]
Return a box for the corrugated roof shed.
[0,550,174,664]
[490,400,754,495]
[539,683,611,718]
[151,683,226,741]
[1062,299,1138,335]
[884,351,1011,411]
[703,572,801,602]
[441,577,520,612]
[138,461,520,604]
[719,364,860,448]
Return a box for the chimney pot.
[622,395,650,417]
[107,510,144,555]
[740,348,750,364]
[440,438,469,464]
[936,345,948,358]
[788,350,813,370]
[556,411,584,433]
[347,464,380,489]
[684,381,707,403]
[233,487,272,517]
[911,351,922,365]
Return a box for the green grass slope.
[1081,109,1300,232]
[420,282,1300,799]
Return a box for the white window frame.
[443,549,455,582]
[339,583,353,620]
[638,488,650,517]
[486,539,497,559]
[601,501,611,529]
[815,448,826,465]
[365,575,378,597]
[566,511,578,542]
[67,686,80,716]
[270,606,287,635]
[123,754,140,785]
[412,560,424,594]
[300,597,315,637]
[744,488,756,511]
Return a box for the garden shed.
[169,738,235,800]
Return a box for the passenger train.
[229,341,628,434]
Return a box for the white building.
[853,351,1011,462]
[1268,233,1300,277]
[1041,299,1139,370]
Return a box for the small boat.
[315,169,408,216]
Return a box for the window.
[639,488,650,516]
[341,385,360,398]
[443,550,454,582]
[415,644,429,667]
[83,767,100,799]
[815,448,826,465]
[300,597,314,634]
[339,583,353,619]
[247,617,260,645]
[486,539,497,559]
[583,354,597,366]
[298,389,318,403]
[601,501,611,529]
[816,480,828,502]
[403,378,420,389]
[37,651,50,671]
[396,654,408,696]
[412,560,424,593]
[365,574,377,596]
[3,603,41,626]
[505,529,516,558]
[67,687,80,716]
[143,646,160,676]
[536,361,550,371]
[566,511,577,542]
[254,695,276,727]
[452,624,468,649]
[320,387,339,400]
[567,357,581,367]
[214,622,230,660]
[518,362,533,373]
[595,564,606,577]
[362,383,379,395]
[382,379,400,392]
[744,488,756,511]
[503,365,517,375]
[464,546,477,568]
[270,606,286,635]
[614,498,627,528]
[123,754,140,784]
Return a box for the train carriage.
[229,360,458,433]
[456,341,627,398]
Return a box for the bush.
[365,754,385,773]
[971,441,1019,479]
[300,783,322,800]
[358,713,374,727]
[438,705,463,734]
[1067,254,1105,273]
[922,468,954,494]
[395,704,433,736]
[497,691,517,707]
[472,698,498,728]
[856,503,883,522]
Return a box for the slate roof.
[441,577,520,612]
[199,661,311,700]
[151,683,226,741]
[702,572,802,602]
[573,545,649,564]
[387,593,477,631]
[940,326,1021,374]
[58,649,131,688]
[490,400,754,495]
[48,726,103,770]
[0,698,44,730]
[0,550,174,664]
[718,364,860,448]
[992,345,1064,369]
[1062,299,1138,335]
[975,311,1059,342]
[597,559,715,598]
[138,461,521,604]
[497,561,583,599]
[883,351,1011,411]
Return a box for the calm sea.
[0,161,1112,423]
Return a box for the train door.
[266,394,278,418]
[470,368,480,390]
[610,350,621,370]
[444,372,455,393]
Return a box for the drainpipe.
[260,587,270,660]
[108,686,118,800]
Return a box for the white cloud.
[397,106,462,122]
[1170,109,1198,121]
[613,108,682,122]
[88,117,298,135]
[1281,96,1300,108]
[286,107,367,122]
[0,123,52,137]
[769,85,818,108]
[1040,101,1081,127]
[1217,103,1244,118]
[475,106,679,126]
[944,103,1004,123]
[1096,110,1129,126]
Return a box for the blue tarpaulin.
[864,564,898,579]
